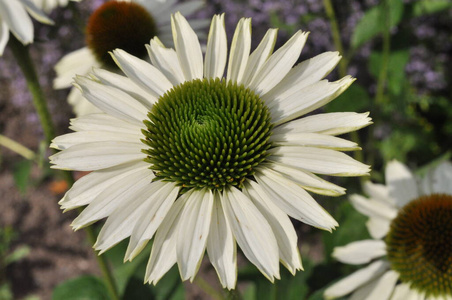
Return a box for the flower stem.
[375,0,391,105]
[9,36,120,300]
[0,135,36,160]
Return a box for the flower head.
[53,0,208,117]
[325,160,452,300]
[50,13,371,289]
[0,0,54,56]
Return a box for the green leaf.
[0,284,13,300]
[52,276,110,300]
[351,0,404,49]
[326,84,370,113]
[13,160,32,195]
[413,0,452,16]
[5,245,30,265]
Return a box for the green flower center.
[86,1,157,69]
[142,78,273,191]
[386,194,452,297]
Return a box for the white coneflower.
[51,13,371,289]
[53,0,208,117]
[0,0,53,55]
[325,160,452,300]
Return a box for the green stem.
[0,135,36,160]
[193,276,225,300]
[375,0,391,105]
[9,36,120,300]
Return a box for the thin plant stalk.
[0,134,36,160]
[8,35,120,300]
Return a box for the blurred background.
[0,0,451,299]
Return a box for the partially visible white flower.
[31,0,82,13]
[0,0,53,55]
[325,160,452,300]
[53,0,208,117]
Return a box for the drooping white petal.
[67,87,101,117]
[19,0,53,24]
[270,132,360,151]
[50,131,142,150]
[243,180,302,274]
[204,14,227,79]
[74,76,147,126]
[177,189,214,281]
[386,160,419,208]
[249,31,308,95]
[241,28,278,85]
[391,283,424,300]
[54,47,98,89]
[272,112,372,136]
[171,12,203,80]
[125,182,180,261]
[0,20,10,56]
[363,181,395,206]
[69,114,141,134]
[226,18,251,84]
[349,270,399,300]
[255,167,338,231]
[349,194,398,220]
[71,168,154,230]
[332,239,386,265]
[206,192,237,290]
[59,160,149,211]
[146,190,189,285]
[432,161,452,195]
[324,260,390,299]
[50,141,145,171]
[92,68,157,109]
[268,146,370,176]
[0,0,33,45]
[111,49,173,98]
[147,38,185,86]
[366,217,391,240]
[266,162,345,196]
[222,186,280,281]
[264,51,341,103]
[269,76,356,126]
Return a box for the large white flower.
[325,160,452,300]
[0,0,53,55]
[53,0,208,117]
[50,13,371,289]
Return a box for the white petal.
[366,217,391,239]
[177,189,213,281]
[171,12,203,80]
[204,14,227,79]
[264,51,341,103]
[222,186,280,281]
[255,167,338,231]
[269,76,356,126]
[59,160,149,211]
[386,160,419,208]
[391,283,423,300]
[169,1,204,17]
[74,76,147,125]
[19,0,53,24]
[147,38,185,86]
[92,68,157,109]
[69,113,141,134]
[268,146,370,176]
[332,239,386,265]
[54,48,98,89]
[146,190,189,284]
[206,192,237,290]
[50,141,145,171]
[241,28,278,85]
[71,167,153,230]
[272,112,372,136]
[125,182,180,261]
[350,270,399,300]
[249,31,308,95]
[0,0,33,45]
[265,161,346,196]
[324,260,390,299]
[363,181,395,206]
[111,49,173,98]
[243,180,302,274]
[226,18,251,84]
[67,87,102,117]
[432,161,452,195]
[50,131,142,150]
[0,20,9,56]
[270,132,360,150]
[349,194,398,220]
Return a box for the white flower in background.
[325,160,452,300]
[0,0,53,55]
[32,0,82,13]
[53,0,208,117]
[50,13,371,289]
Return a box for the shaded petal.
[363,181,395,206]
[222,186,280,281]
[391,283,424,300]
[206,192,237,290]
[349,194,398,220]
[50,131,142,150]
[349,270,398,300]
[386,160,419,208]
[54,47,97,89]
[333,239,386,265]
[204,14,227,79]
[270,132,360,151]
[67,87,101,117]
[255,167,338,231]
[19,0,53,24]
[366,217,391,240]
[147,37,185,86]
[0,0,33,44]
[432,161,452,195]
[226,18,251,84]
[0,20,9,56]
